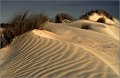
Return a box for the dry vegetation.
[79,10,113,21]
[0,10,114,48]
[0,11,48,48]
[55,13,74,23]
[97,17,106,23]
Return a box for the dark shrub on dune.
[97,17,105,23]
[79,10,113,21]
[55,13,74,23]
[9,11,48,35]
[81,23,91,30]
[1,23,10,28]
[0,28,14,48]
[0,11,48,48]
[95,10,113,21]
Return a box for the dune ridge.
[0,12,119,78]
[61,20,119,41]
[41,22,119,75]
[0,31,119,78]
[33,29,119,76]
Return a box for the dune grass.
[79,10,113,21]
[0,11,48,48]
[0,10,115,48]
[55,13,74,23]
[97,17,106,23]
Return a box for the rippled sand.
[0,19,119,78]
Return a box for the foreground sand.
[0,20,119,78]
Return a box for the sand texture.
[0,19,119,78]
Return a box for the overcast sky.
[0,0,119,23]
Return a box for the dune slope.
[0,18,119,78]
[0,31,119,78]
[42,22,119,75]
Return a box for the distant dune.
[0,11,120,78]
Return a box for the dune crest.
[0,30,119,78]
[43,22,119,75]
[0,10,119,78]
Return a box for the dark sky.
[0,0,119,23]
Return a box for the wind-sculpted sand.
[44,22,119,73]
[0,19,119,78]
[61,19,119,41]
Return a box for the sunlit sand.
[0,12,119,78]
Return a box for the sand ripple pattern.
[43,22,119,75]
[0,31,119,78]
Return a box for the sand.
[0,19,119,78]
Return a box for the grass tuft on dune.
[97,17,106,23]
[0,11,48,48]
[55,13,74,23]
[79,9,114,21]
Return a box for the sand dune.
[0,19,119,78]
[0,31,119,78]
[42,22,119,74]
[61,20,119,41]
